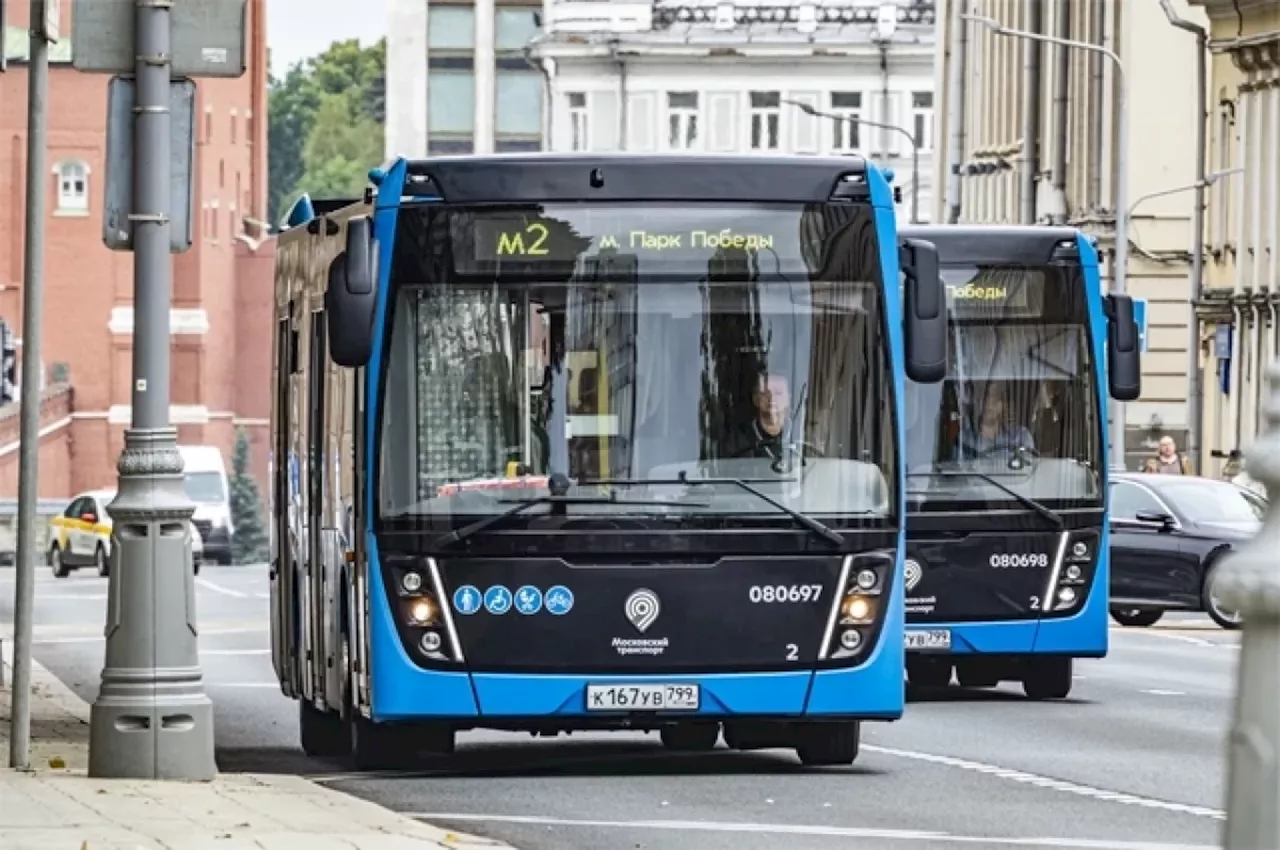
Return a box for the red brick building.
[0,0,273,501]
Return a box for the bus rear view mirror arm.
[327,215,377,369]
[901,238,946,384]
[1105,293,1141,402]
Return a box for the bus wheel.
[1022,658,1073,700]
[299,698,348,758]
[795,722,860,767]
[906,655,952,689]
[659,722,720,752]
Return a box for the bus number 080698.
[748,585,823,604]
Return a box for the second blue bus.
[898,225,1141,699]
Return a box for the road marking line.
[35,593,108,600]
[254,592,269,599]
[1109,629,1221,648]
[207,682,279,688]
[406,813,1215,849]
[1141,689,1186,697]
[863,745,1224,820]
[31,626,262,645]
[196,577,249,598]
[200,649,270,656]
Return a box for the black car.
[1108,472,1264,630]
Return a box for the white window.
[911,91,934,153]
[830,92,862,153]
[567,92,589,152]
[666,92,698,150]
[749,91,781,151]
[55,161,89,212]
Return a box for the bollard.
[1217,360,1280,848]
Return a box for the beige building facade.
[931,0,1208,472]
[1186,0,1280,478]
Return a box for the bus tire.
[299,698,348,758]
[1022,658,1072,700]
[659,722,720,752]
[350,715,408,771]
[795,721,860,767]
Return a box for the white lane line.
[406,813,1215,849]
[35,593,108,600]
[254,592,269,599]
[32,626,263,645]
[863,745,1224,821]
[1109,629,1219,648]
[200,648,270,656]
[196,578,248,598]
[1140,689,1186,697]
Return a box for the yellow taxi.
[48,490,204,578]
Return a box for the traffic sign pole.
[87,0,214,781]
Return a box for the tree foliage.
[268,39,386,224]
[229,428,269,565]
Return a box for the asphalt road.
[1,565,1235,850]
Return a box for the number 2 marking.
[1029,595,1041,611]
[786,643,799,661]
[526,222,549,255]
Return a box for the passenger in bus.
[953,385,1036,462]
[723,372,794,461]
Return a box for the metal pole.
[1018,0,1042,225]
[943,0,969,223]
[88,0,215,781]
[8,0,52,771]
[962,15,1128,471]
[910,143,920,224]
[1217,360,1280,848]
[1049,0,1071,217]
[1160,0,1209,475]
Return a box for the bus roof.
[286,154,882,229]
[899,225,1089,266]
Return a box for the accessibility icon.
[453,585,482,615]
[514,585,543,615]
[484,585,513,615]
[544,585,575,616]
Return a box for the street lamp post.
[964,14,1129,473]
[1126,168,1244,219]
[784,99,921,224]
[1215,360,1280,848]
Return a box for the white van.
[180,445,234,565]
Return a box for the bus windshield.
[905,263,1102,509]
[377,202,896,528]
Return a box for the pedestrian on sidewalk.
[1141,435,1192,475]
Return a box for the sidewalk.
[0,639,513,850]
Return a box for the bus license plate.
[905,629,952,651]
[586,684,700,712]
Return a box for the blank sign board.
[71,0,247,77]
[102,76,197,253]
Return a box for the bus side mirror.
[1105,293,1141,401]
[326,216,377,368]
[901,238,946,384]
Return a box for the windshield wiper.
[431,492,709,550]
[579,473,848,548]
[908,471,1063,529]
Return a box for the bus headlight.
[408,598,438,625]
[855,569,879,591]
[1047,532,1097,611]
[821,553,892,661]
[420,631,443,653]
[842,595,874,623]
[402,571,424,593]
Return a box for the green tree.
[229,428,269,565]
[268,38,386,223]
[290,90,384,202]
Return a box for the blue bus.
[898,226,1140,699]
[269,154,946,770]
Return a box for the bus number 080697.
[748,585,823,604]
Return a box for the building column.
[474,0,496,154]
[387,0,429,158]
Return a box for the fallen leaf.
[48,756,66,769]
